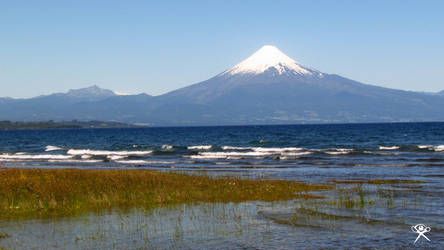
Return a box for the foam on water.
[324,148,354,155]
[417,145,444,151]
[161,144,173,150]
[281,151,313,156]
[45,145,63,152]
[67,149,153,156]
[253,147,305,152]
[187,145,212,150]
[379,146,400,150]
[0,154,73,160]
[114,160,174,164]
[221,146,250,150]
[48,159,103,163]
[107,155,127,161]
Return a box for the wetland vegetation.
[0,168,330,220]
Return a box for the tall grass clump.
[0,168,331,220]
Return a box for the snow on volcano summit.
[225,45,316,76]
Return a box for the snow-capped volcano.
[224,45,318,76]
[2,45,444,125]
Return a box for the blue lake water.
[0,122,443,248]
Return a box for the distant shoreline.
[0,120,146,130]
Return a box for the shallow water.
[1,198,442,249]
[0,123,443,248]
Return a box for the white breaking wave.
[324,148,354,155]
[379,146,400,150]
[417,145,444,151]
[161,144,173,150]
[281,151,313,156]
[0,154,73,160]
[187,151,273,159]
[221,146,251,150]
[253,147,305,152]
[221,146,305,152]
[187,145,212,150]
[115,160,174,164]
[107,155,127,161]
[200,151,273,157]
[187,155,228,159]
[48,159,103,163]
[67,149,153,156]
[45,145,63,151]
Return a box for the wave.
[324,148,354,155]
[417,145,444,152]
[221,146,304,152]
[0,154,73,160]
[281,151,313,156]
[253,147,305,152]
[161,144,174,150]
[221,146,250,150]
[114,160,174,164]
[45,145,63,152]
[187,145,212,150]
[200,151,273,157]
[379,146,400,150]
[187,151,274,159]
[107,155,127,161]
[187,155,227,159]
[48,159,103,163]
[67,149,153,156]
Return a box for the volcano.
[1,45,444,125]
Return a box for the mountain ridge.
[1,45,444,125]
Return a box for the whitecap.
[161,144,174,150]
[253,147,304,153]
[199,151,272,157]
[107,155,127,161]
[281,151,313,156]
[48,159,103,163]
[0,154,73,160]
[417,145,444,151]
[115,160,174,164]
[221,146,251,150]
[187,155,227,159]
[45,145,63,152]
[187,145,212,150]
[324,148,354,155]
[67,149,153,156]
[379,146,400,150]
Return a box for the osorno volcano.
[1,45,444,125]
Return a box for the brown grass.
[0,168,331,220]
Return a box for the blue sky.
[1,0,443,97]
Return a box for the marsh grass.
[0,168,331,220]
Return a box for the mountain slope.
[1,45,443,125]
[152,46,444,124]
[0,86,153,122]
